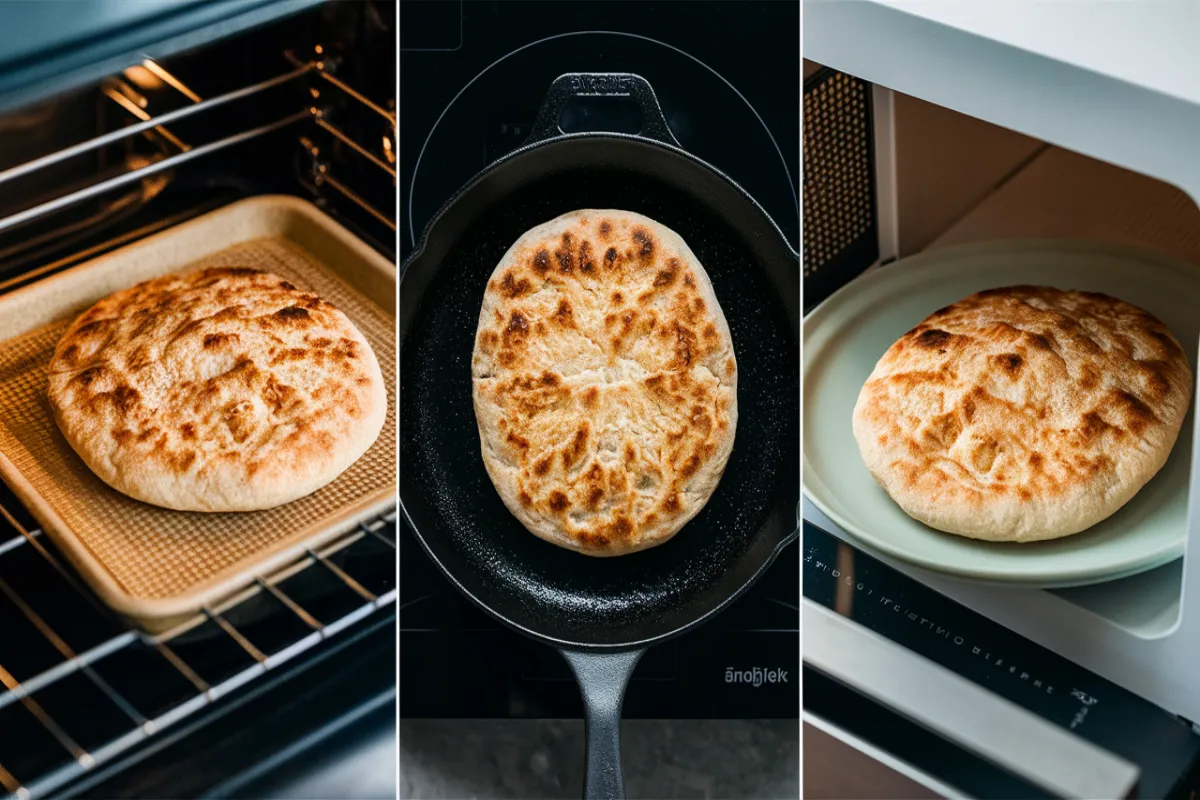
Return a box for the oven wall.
[884,84,1200,266]
[893,92,1042,256]
[928,145,1200,267]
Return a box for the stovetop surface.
[399,0,798,719]
[400,0,799,259]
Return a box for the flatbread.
[472,209,737,556]
[853,286,1193,542]
[47,267,386,512]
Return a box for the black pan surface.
[400,132,798,648]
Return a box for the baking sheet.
[0,195,395,625]
[803,239,1197,587]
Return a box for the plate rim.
[802,237,1196,586]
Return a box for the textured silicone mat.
[0,196,395,624]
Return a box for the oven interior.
[805,59,1200,713]
[0,3,396,798]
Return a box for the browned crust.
[47,267,386,511]
[852,285,1193,541]
[472,210,737,555]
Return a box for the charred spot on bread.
[996,353,1023,376]
[603,246,619,269]
[555,233,575,273]
[631,228,654,258]
[916,329,951,349]
[506,312,528,334]
[548,491,569,513]
[203,332,239,349]
[112,385,140,413]
[555,299,575,327]
[500,271,531,298]
[274,306,310,323]
[579,240,596,273]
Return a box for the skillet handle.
[527,73,681,148]
[560,648,645,800]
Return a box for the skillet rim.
[401,129,799,284]
[399,129,799,651]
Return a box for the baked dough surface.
[853,286,1192,541]
[472,210,737,555]
[48,267,387,512]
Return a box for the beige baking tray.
[0,195,396,628]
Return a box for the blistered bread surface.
[853,286,1192,541]
[48,267,387,512]
[472,210,737,555]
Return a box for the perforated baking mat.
[0,196,395,626]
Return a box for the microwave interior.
[803,57,1200,727]
[0,3,396,798]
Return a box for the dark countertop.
[399,719,798,800]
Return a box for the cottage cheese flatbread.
[47,267,386,512]
[853,286,1192,542]
[472,210,737,556]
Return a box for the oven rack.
[0,482,397,800]
[0,51,396,241]
[0,41,398,800]
[0,57,398,800]
[285,47,398,237]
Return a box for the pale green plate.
[803,240,1199,588]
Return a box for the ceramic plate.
[803,240,1198,587]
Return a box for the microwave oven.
[803,3,1200,798]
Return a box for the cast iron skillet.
[400,73,798,799]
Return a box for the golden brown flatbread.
[472,210,737,556]
[853,286,1192,541]
[47,267,386,511]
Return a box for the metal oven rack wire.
[0,53,396,800]
[0,48,397,272]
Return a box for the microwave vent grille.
[803,67,879,310]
